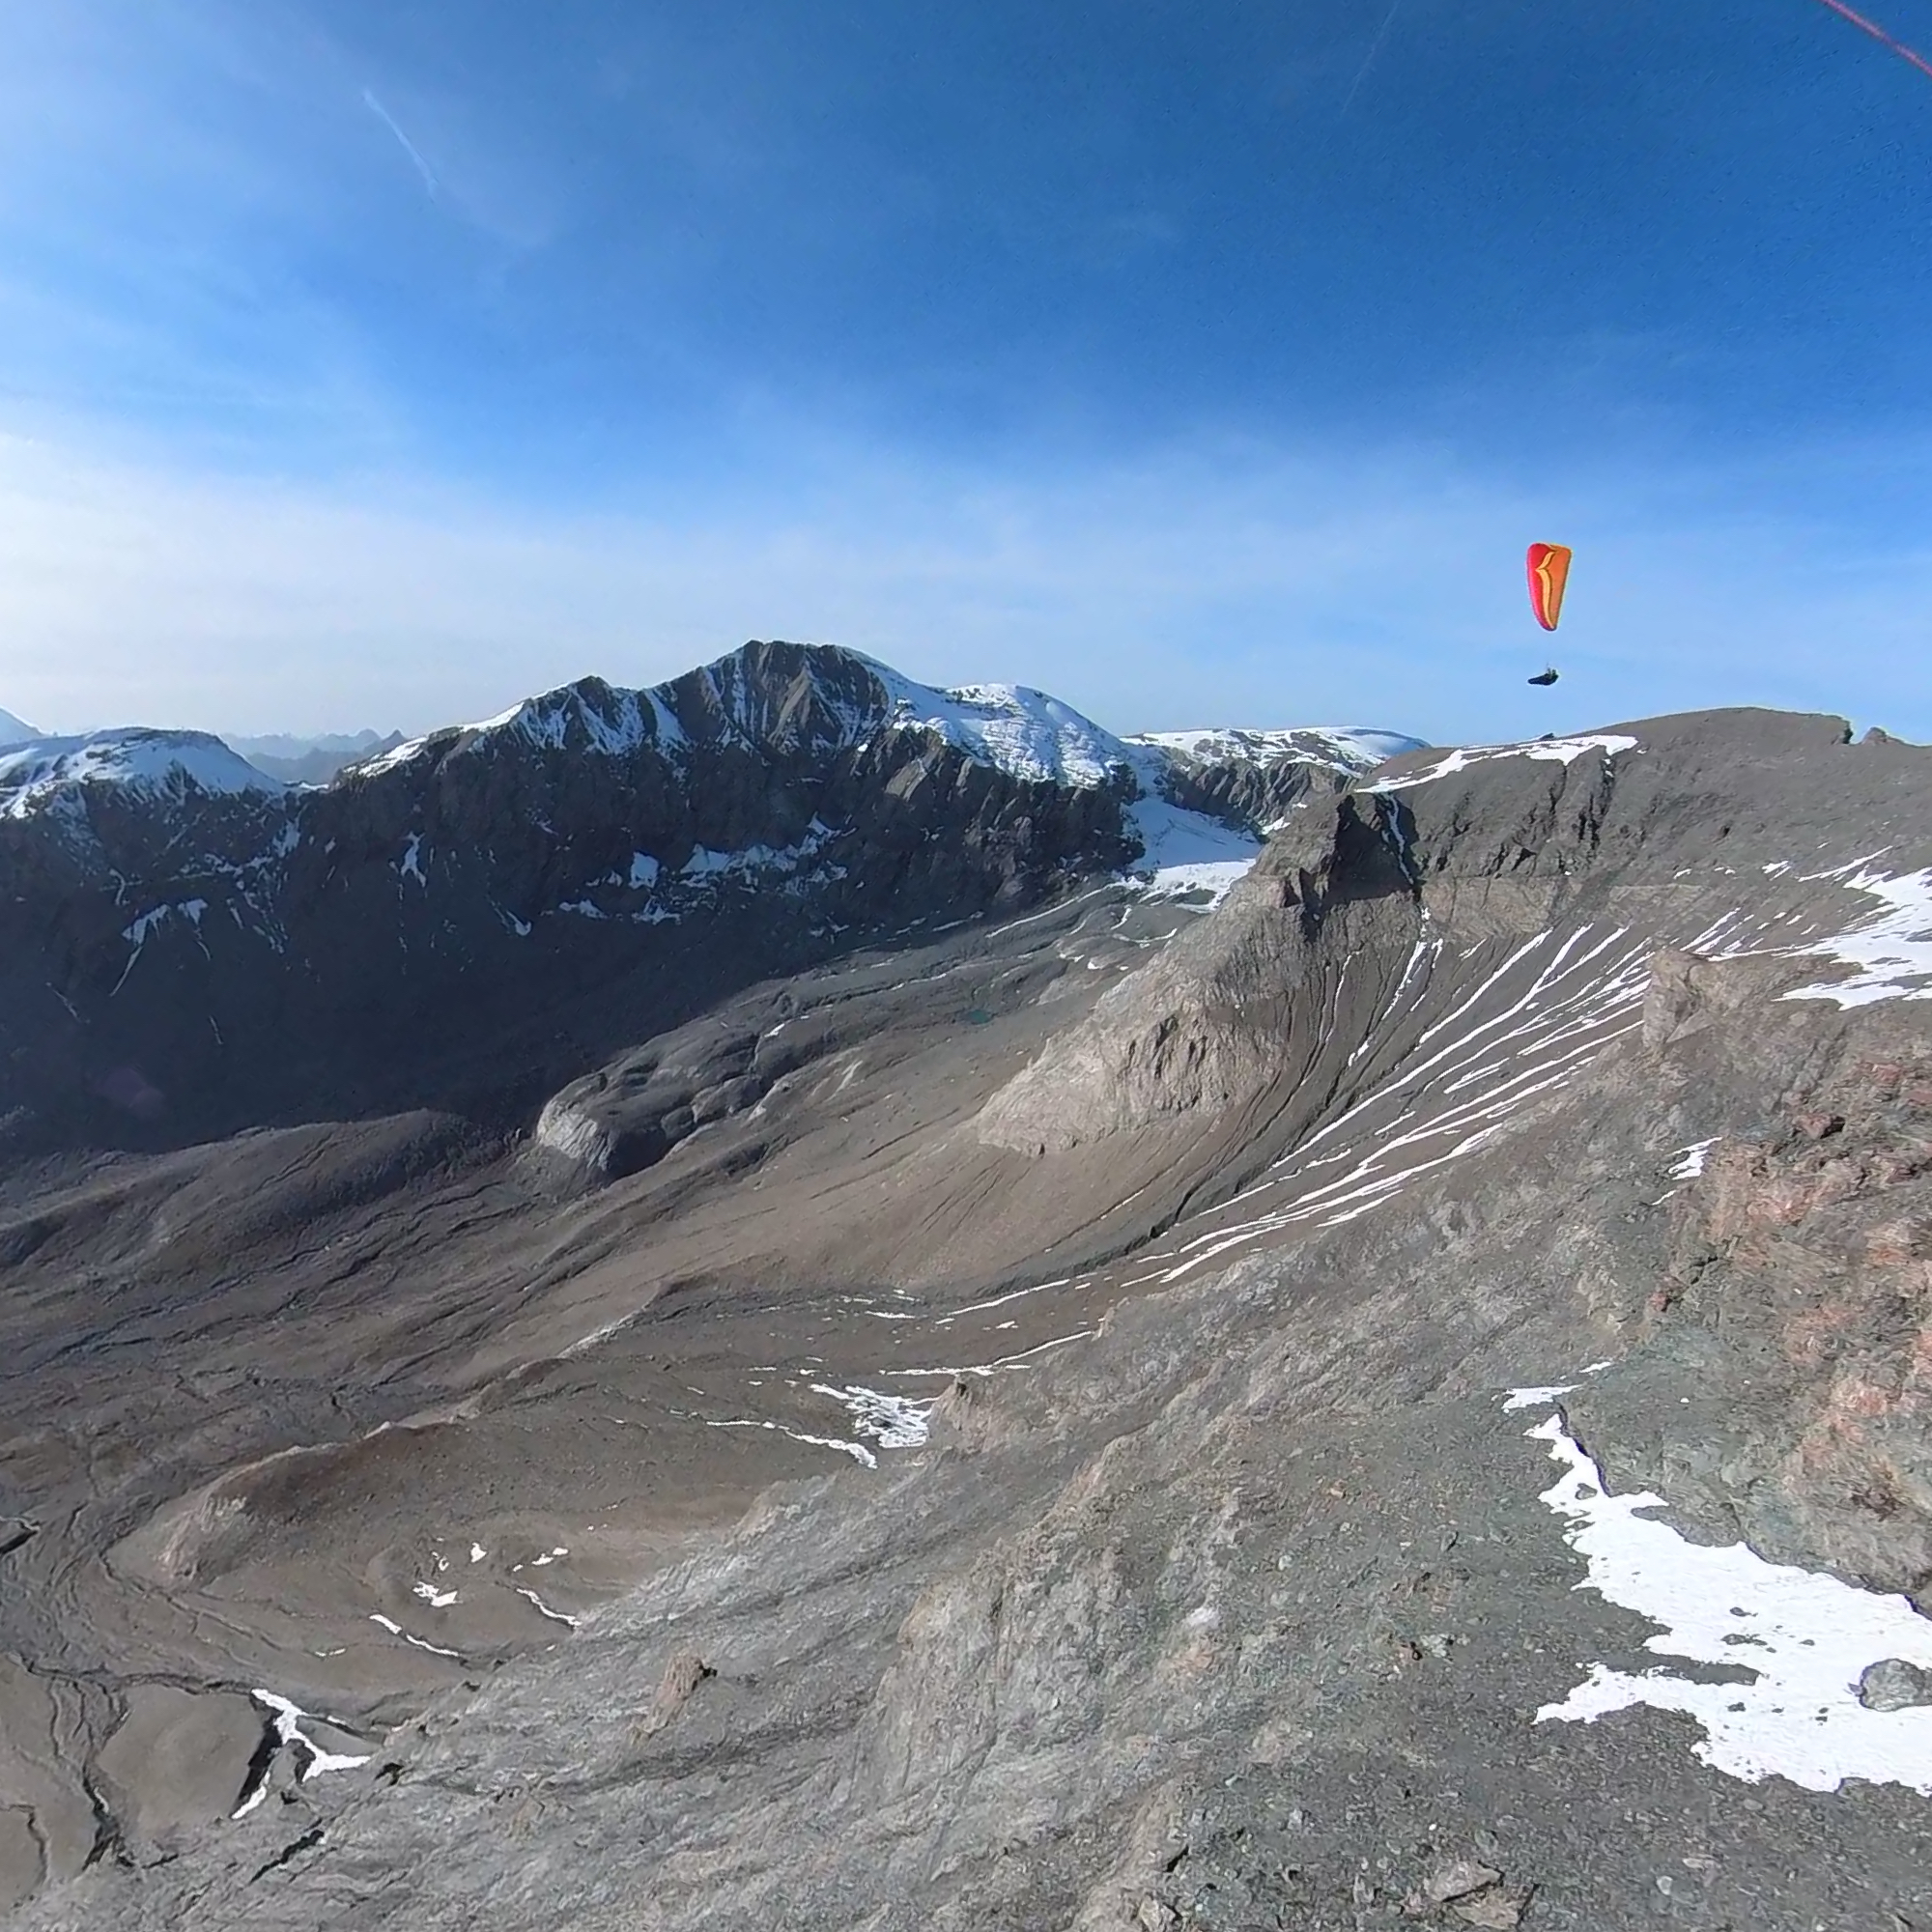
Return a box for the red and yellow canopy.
[1526,542,1572,632]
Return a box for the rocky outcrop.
[975,789,1419,1153]
[1578,1030,1932,1603]
[979,707,1932,1162]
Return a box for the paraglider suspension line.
[1806,0,1932,84]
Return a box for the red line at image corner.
[1808,0,1932,84]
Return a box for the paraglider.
[1524,541,1571,686]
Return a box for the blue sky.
[3,0,1932,745]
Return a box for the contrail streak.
[1807,0,1932,83]
[361,89,440,197]
[1339,0,1404,117]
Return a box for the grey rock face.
[8,702,1932,1931]
[975,786,1417,1153]
[1859,1659,1932,1711]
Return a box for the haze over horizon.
[4,0,1931,746]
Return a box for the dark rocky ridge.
[0,641,1366,1158]
[5,701,1932,1929]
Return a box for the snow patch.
[1132,724,1426,775]
[1525,1410,1932,1794]
[1783,867,1932,1008]
[680,820,838,882]
[355,734,431,775]
[122,898,208,946]
[1503,1382,1579,1412]
[232,1690,370,1818]
[867,663,1131,787]
[1123,796,1263,906]
[1667,1138,1719,1179]
[810,1383,936,1449]
[1366,735,1640,793]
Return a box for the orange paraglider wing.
[1526,542,1572,632]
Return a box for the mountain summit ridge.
[338,641,1426,795]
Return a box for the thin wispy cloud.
[1338,0,1404,118]
[361,87,440,199]
[0,0,1925,755]
[0,424,1927,746]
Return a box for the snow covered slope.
[867,662,1140,788]
[0,728,290,822]
[1132,724,1426,775]
[0,707,37,747]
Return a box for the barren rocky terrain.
[3,657,1930,1929]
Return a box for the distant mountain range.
[223,729,411,786]
[0,717,409,784]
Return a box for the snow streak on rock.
[1365,735,1640,793]
[515,1587,582,1630]
[1152,922,1653,1281]
[369,1612,462,1660]
[1523,1408,1932,1795]
[231,1691,370,1819]
[1783,865,1932,1008]
[705,1416,879,1468]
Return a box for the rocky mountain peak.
[0,725,289,824]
